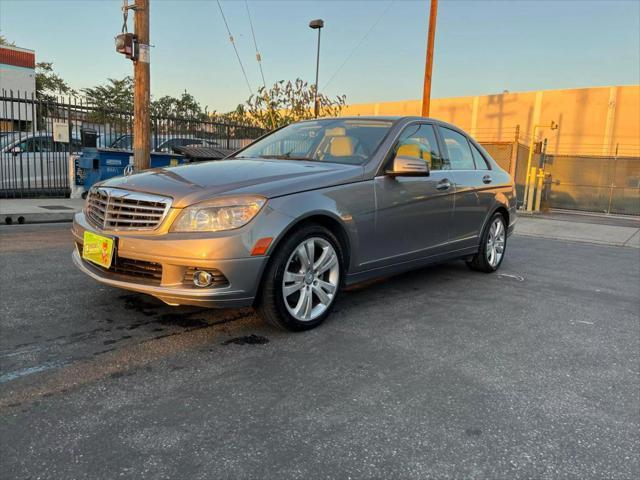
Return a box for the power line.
[245,0,267,91]
[322,0,396,91]
[216,0,253,96]
[244,0,276,129]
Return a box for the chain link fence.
[480,133,639,216]
[540,154,639,215]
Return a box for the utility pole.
[133,0,150,171]
[421,0,438,117]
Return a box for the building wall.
[342,85,640,157]
[0,45,36,123]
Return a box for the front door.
[370,123,454,268]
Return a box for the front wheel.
[256,224,343,331]
[466,212,507,273]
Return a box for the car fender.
[266,182,375,271]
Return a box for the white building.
[0,45,36,128]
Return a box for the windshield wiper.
[259,154,318,161]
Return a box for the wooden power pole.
[133,0,150,171]
[421,0,438,117]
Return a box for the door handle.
[482,175,492,184]
[436,179,451,191]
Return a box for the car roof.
[298,116,461,130]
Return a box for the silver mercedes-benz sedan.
[72,116,516,331]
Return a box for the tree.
[35,62,75,100]
[82,76,134,112]
[151,91,208,120]
[240,79,346,129]
[81,76,133,126]
[0,34,15,46]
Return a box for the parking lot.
[1,221,638,479]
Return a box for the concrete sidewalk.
[0,198,84,224]
[515,212,640,248]
[1,198,639,248]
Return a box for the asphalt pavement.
[0,223,638,479]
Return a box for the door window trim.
[436,125,495,172]
[467,138,491,170]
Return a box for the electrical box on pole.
[115,33,138,61]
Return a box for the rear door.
[371,122,454,268]
[438,126,493,246]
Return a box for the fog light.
[193,270,214,287]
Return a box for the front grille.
[77,241,163,285]
[108,257,163,284]
[183,267,229,288]
[86,187,171,231]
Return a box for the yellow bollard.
[534,168,545,212]
[525,167,537,212]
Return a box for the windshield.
[235,119,394,165]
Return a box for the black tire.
[255,224,344,331]
[466,212,507,273]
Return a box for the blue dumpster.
[75,148,187,193]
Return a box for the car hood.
[100,158,364,208]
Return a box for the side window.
[17,139,34,152]
[20,137,52,153]
[470,142,489,170]
[440,127,475,170]
[393,123,443,170]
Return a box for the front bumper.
[71,213,269,308]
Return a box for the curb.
[2,211,77,225]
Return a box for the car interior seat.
[396,142,433,168]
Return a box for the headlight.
[171,195,266,232]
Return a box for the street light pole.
[133,0,150,171]
[421,0,438,117]
[309,19,324,118]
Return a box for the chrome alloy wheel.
[486,217,506,268]
[282,237,340,322]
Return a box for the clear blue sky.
[1,0,638,112]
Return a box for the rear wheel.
[256,224,343,331]
[466,212,507,273]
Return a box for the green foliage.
[218,79,346,129]
[81,77,134,127]
[151,91,209,120]
[0,34,15,46]
[82,76,134,112]
[35,62,75,100]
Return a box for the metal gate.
[1,92,265,198]
[540,154,640,215]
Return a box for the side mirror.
[386,155,430,177]
[11,146,22,155]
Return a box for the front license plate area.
[82,231,115,269]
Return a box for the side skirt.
[344,246,479,286]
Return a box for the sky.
[1,0,638,112]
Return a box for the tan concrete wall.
[342,85,640,156]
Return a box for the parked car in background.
[108,134,219,152]
[72,117,516,331]
[1,132,81,191]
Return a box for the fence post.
[606,143,619,214]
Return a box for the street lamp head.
[309,19,324,29]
